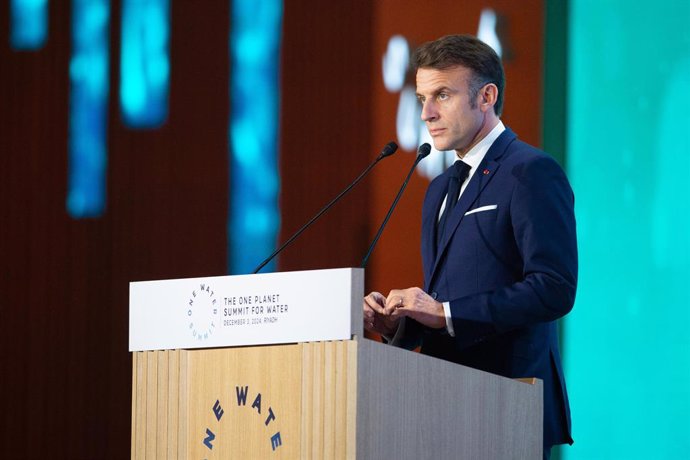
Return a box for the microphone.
[360,143,431,269]
[253,141,398,274]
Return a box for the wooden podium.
[130,268,542,459]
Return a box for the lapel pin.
[483,169,490,175]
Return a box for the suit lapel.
[429,129,517,285]
[421,172,449,277]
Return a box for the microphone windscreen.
[417,143,432,158]
[381,141,398,158]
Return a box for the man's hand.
[385,287,446,329]
[363,291,401,336]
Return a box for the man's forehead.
[415,65,470,91]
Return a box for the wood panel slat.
[134,352,148,459]
[156,351,169,459]
[167,350,180,459]
[145,351,158,459]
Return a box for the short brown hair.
[412,34,505,116]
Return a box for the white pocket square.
[465,204,498,216]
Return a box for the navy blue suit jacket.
[399,128,577,448]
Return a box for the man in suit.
[363,34,577,458]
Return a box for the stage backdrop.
[0,0,544,457]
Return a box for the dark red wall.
[278,1,374,271]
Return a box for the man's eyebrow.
[434,86,454,93]
[416,86,455,98]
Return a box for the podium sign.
[129,268,363,351]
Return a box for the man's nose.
[421,101,437,122]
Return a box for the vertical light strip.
[120,0,170,128]
[228,0,283,274]
[10,0,48,50]
[67,0,110,218]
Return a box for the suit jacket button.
[430,292,438,300]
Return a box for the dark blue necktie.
[437,160,471,247]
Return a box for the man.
[363,34,577,458]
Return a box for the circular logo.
[187,283,218,341]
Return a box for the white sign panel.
[129,268,363,351]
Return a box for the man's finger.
[384,290,405,315]
[364,294,385,314]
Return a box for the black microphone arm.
[252,141,399,274]
[360,143,431,269]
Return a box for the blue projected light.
[67,0,110,218]
[120,0,170,127]
[229,0,283,274]
[10,0,48,50]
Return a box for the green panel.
[542,0,569,168]
[564,1,690,458]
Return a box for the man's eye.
[437,93,449,101]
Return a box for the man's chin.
[432,140,451,152]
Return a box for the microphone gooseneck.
[252,141,399,274]
[360,143,431,269]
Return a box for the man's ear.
[479,83,498,112]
